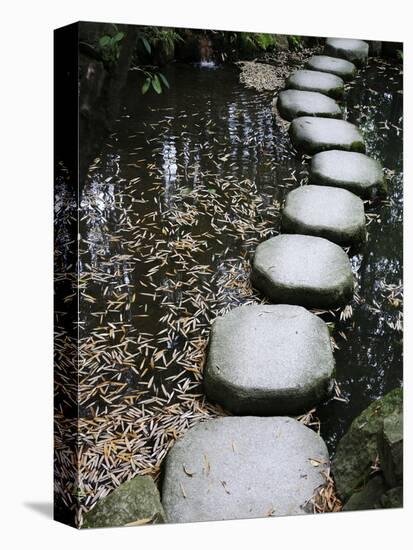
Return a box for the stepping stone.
[289,116,365,155]
[310,150,386,198]
[205,304,334,415]
[161,416,330,523]
[324,38,369,66]
[251,234,353,308]
[276,90,342,121]
[305,55,357,81]
[286,69,344,99]
[282,185,366,245]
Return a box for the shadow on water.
[58,58,402,457]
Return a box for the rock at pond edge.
[82,475,166,528]
[331,388,403,502]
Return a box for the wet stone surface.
[305,55,357,81]
[310,150,386,198]
[251,234,354,309]
[282,185,366,245]
[289,116,365,155]
[276,89,342,121]
[286,69,344,99]
[325,38,369,66]
[205,304,334,415]
[161,416,330,523]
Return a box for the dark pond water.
[77,58,403,457]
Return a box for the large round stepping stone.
[286,69,344,99]
[324,38,369,66]
[276,90,342,121]
[305,55,357,81]
[282,185,366,245]
[251,234,353,308]
[205,304,334,415]
[289,116,365,155]
[161,416,330,523]
[310,150,386,198]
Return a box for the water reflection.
[72,59,402,454]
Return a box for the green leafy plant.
[140,69,170,95]
[149,29,183,52]
[98,25,125,63]
[288,35,303,51]
[252,33,278,51]
[228,32,278,55]
[397,49,403,61]
[138,28,184,60]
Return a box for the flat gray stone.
[205,304,334,415]
[251,234,353,308]
[282,185,366,245]
[305,55,357,81]
[310,150,386,198]
[290,117,365,155]
[161,416,329,523]
[286,69,344,99]
[324,38,369,66]
[82,475,166,528]
[276,90,342,122]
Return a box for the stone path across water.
[205,304,334,415]
[161,417,330,523]
[160,38,389,522]
[310,150,386,198]
[286,69,344,99]
[282,185,366,245]
[276,89,342,121]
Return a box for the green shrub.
[98,25,125,63]
[288,35,304,51]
